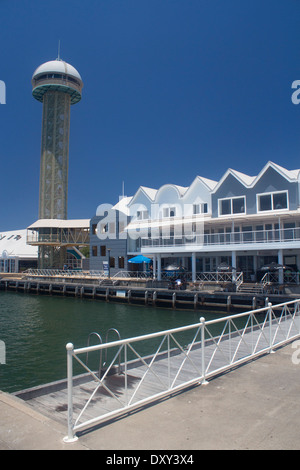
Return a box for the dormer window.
[257,191,288,212]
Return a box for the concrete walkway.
[1,341,300,450]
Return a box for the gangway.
[14,300,300,442]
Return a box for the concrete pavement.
[1,341,300,450]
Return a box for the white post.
[200,317,208,385]
[232,251,237,282]
[278,249,284,285]
[63,343,78,443]
[153,255,156,280]
[268,303,275,354]
[157,254,162,281]
[192,252,196,282]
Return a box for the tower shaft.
[39,91,71,220]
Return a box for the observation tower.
[32,56,83,220]
[31,56,83,268]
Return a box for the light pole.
[108,248,111,279]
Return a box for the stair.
[237,282,264,295]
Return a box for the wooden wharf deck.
[0,276,294,313]
[15,312,300,434]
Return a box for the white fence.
[25,269,105,278]
[64,299,300,442]
[24,268,241,284]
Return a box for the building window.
[219,196,246,216]
[193,204,200,215]
[100,245,106,256]
[92,246,98,257]
[118,256,125,268]
[163,207,176,218]
[110,257,115,268]
[92,224,97,235]
[193,203,208,214]
[137,210,149,220]
[100,223,109,233]
[257,191,288,212]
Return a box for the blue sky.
[1,0,300,230]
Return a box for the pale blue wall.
[212,167,298,218]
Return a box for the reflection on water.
[0,291,230,393]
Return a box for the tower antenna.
[57,40,61,60]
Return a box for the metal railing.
[140,226,300,248]
[25,269,105,278]
[23,269,243,290]
[26,231,89,246]
[112,270,152,279]
[112,270,240,283]
[64,299,300,442]
[261,271,300,287]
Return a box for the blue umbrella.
[128,255,151,264]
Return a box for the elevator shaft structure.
[39,91,70,219]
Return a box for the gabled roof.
[212,168,256,193]
[212,161,300,193]
[253,161,300,185]
[128,186,158,206]
[198,176,218,190]
[140,186,158,200]
[186,175,218,192]
[127,161,300,209]
[112,196,133,215]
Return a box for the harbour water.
[0,291,229,394]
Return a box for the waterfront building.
[130,161,300,283]
[0,229,38,273]
[27,219,90,270]
[90,161,300,284]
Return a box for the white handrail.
[64,299,300,442]
[24,268,106,278]
[140,226,300,248]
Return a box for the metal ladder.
[85,328,121,377]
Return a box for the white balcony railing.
[141,226,300,249]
